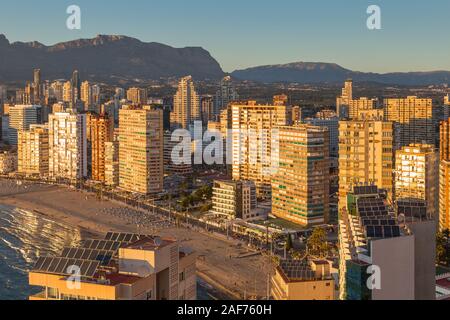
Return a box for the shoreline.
[0,179,268,300]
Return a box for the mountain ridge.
[1,34,450,85]
[0,34,225,82]
[231,62,450,85]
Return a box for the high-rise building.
[29,233,197,300]
[271,124,330,226]
[336,80,353,119]
[126,87,148,105]
[0,85,7,105]
[348,98,378,120]
[439,161,450,231]
[71,70,81,102]
[272,260,335,300]
[33,69,41,102]
[163,130,193,176]
[8,104,40,146]
[119,106,163,194]
[395,144,438,220]
[200,95,215,124]
[81,81,101,111]
[215,76,238,116]
[49,80,64,102]
[336,80,378,120]
[17,124,49,177]
[305,112,339,158]
[338,119,394,208]
[292,106,302,125]
[440,118,450,231]
[105,133,119,187]
[338,186,416,300]
[211,180,257,220]
[63,81,73,103]
[171,76,200,130]
[87,113,114,182]
[445,94,450,106]
[229,101,290,198]
[384,97,434,148]
[48,112,87,180]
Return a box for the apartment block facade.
[272,124,330,226]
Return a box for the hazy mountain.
[0,34,224,82]
[231,62,450,85]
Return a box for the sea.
[0,204,219,300]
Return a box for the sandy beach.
[0,179,269,300]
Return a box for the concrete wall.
[371,235,415,300]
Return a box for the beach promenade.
[0,179,270,300]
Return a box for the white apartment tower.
[171,76,200,130]
[48,112,87,180]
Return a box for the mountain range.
[1,34,450,86]
[0,34,224,82]
[231,62,450,85]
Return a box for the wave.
[0,205,82,300]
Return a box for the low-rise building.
[29,232,197,300]
[211,180,260,220]
[271,260,335,300]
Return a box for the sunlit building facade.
[338,119,394,208]
[119,106,163,194]
[229,101,290,199]
[395,144,438,220]
[171,76,200,130]
[29,233,197,300]
[48,112,87,180]
[87,113,114,182]
[384,97,434,148]
[272,125,330,226]
[17,124,49,177]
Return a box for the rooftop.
[31,232,178,286]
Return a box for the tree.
[307,228,329,258]
[285,234,293,252]
[436,231,450,266]
[200,203,213,213]
[180,197,190,211]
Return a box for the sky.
[0,0,449,73]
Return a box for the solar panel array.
[82,239,122,251]
[353,186,378,196]
[397,200,427,218]
[33,257,100,278]
[32,233,149,278]
[279,260,315,281]
[61,247,114,266]
[361,219,397,227]
[105,232,144,243]
[357,198,389,218]
[365,225,401,239]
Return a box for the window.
[146,291,152,300]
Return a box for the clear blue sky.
[0,0,449,73]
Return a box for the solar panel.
[105,232,144,243]
[32,257,100,278]
[34,257,46,270]
[353,186,378,196]
[60,247,115,265]
[278,260,316,280]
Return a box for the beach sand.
[0,179,270,300]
